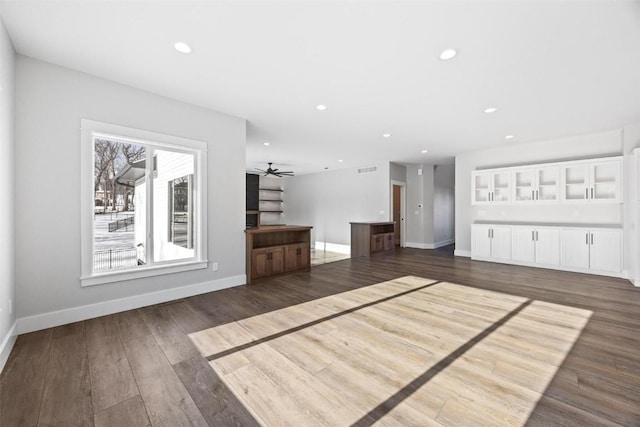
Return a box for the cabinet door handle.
[531,190,534,200]
[532,230,535,241]
[591,233,594,245]
[586,233,589,245]
[491,229,494,238]
[536,190,539,200]
[591,188,594,199]
[585,188,589,199]
[488,229,491,238]
[536,231,539,241]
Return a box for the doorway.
[391,182,406,247]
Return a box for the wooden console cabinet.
[350,222,395,257]
[245,225,312,283]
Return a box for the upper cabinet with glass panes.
[471,170,511,205]
[561,158,622,203]
[511,166,560,204]
[471,156,622,206]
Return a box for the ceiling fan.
[255,162,294,177]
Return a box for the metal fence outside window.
[108,215,135,232]
[94,247,138,271]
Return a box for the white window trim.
[80,119,208,287]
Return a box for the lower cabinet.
[285,243,310,272]
[252,246,285,280]
[511,226,560,266]
[471,225,512,261]
[252,243,311,279]
[370,232,395,253]
[471,224,622,277]
[561,229,622,273]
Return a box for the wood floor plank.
[121,334,208,427]
[38,322,93,426]
[165,301,210,334]
[86,315,139,413]
[94,395,151,427]
[139,305,201,365]
[223,363,324,427]
[174,356,259,426]
[0,329,53,426]
[114,309,151,343]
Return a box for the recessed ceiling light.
[338,159,343,163]
[174,42,192,54]
[316,104,327,111]
[484,107,497,114]
[383,133,392,138]
[263,142,270,146]
[439,49,457,61]
[505,135,514,140]
[421,149,428,154]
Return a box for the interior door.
[393,185,401,245]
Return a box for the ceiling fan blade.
[255,168,266,172]
[278,171,293,174]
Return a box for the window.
[81,120,208,286]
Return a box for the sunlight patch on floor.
[188,276,592,426]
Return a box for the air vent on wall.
[357,166,378,174]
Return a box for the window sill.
[81,260,209,287]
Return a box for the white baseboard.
[17,274,246,335]
[405,242,429,249]
[454,249,471,257]
[0,321,17,373]
[314,241,351,255]
[406,239,455,250]
[433,239,455,249]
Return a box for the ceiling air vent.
[357,166,378,174]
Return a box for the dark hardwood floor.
[1,248,639,426]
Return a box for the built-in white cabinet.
[472,170,511,205]
[472,155,622,205]
[512,166,560,204]
[472,223,622,278]
[511,226,560,266]
[561,158,622,203]
[561,228,622,274]
[471,224,511,261]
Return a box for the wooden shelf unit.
[350,221,395,257]
[245,225,312,283]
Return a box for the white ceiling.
[2,1,640,175]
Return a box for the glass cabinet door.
[562,163,589,202]
[591,161,621,202]
[492,171,511,203]
[513,169,535,202]
[472,172,491,204]
[537,166,559,202]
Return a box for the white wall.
[454,130,623,256]
[390,162,407,183]
[15,56,246,322]
[622,123,640,283]
[0,15,17,368]
[283,163,391,247]
[434,164,455,245]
